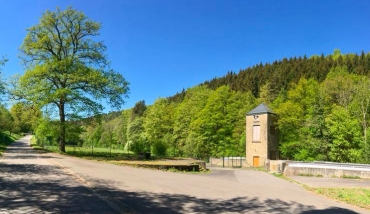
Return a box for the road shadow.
[2,140,59,159]
[0,163,64,176]
[1,155,57,159]
[0,161,362,213]
[87,178,361,214]
[0,140,364,213]
[0,163,117,214]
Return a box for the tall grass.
[315,188,370,210]
[34,143,134,159]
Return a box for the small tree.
[35,118,59,147]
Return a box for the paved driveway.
[48,154,369,213]
[0,136,117,213]
[1,136,369,213]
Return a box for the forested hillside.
[31,50,370,163]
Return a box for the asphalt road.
[0,135,118,214]
[1,136,369,214]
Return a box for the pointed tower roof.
[246,103,274,115]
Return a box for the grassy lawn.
[40,145,130,156]
[315,188,370,210]
[30,138,132,158]
[30,138,206,172]
[270,172,370,210]
[0,132,22,156]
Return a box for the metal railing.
[209,157,247,168]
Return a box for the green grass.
[0,132,22,156]
[45,145,129,154]
[33,143,134,159]
[298,173,314,177]
[298,173,323,177]
[342,174,361,179]
[315,188,370,210]
[271,173,284,178]
[254,166,268,172]
[30,140,207,173]
[270,171,370,210]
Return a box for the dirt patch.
[106,158,206,172]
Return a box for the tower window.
[253,125,260,142]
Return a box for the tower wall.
[246,113,278,167]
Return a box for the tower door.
[253,156,259,167]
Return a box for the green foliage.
[129,139,148,155]
[332,49,342,60]
[315,188,370,210]
[151,140,167,157]
[13,7,129,152]
[65,122,84,146]
[127,117,145,147]
[35,117,59,145]
[0,56,7,95]
[0,57,6,67]
[47,50,370,164]
[144,98,173,143]
[325,105,362,162]
[202,50,370,98]
[91,124,103,147]
[10,102,42,133]
[131,100,146,121]
[188,86,255,159]
[322,66,355,108]
[351,76,370,162]
[173,85,212,157]
[0,131,18,156]
[276,78,323,160]
[0,105,15,134]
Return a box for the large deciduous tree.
[14,7,129,152]
[351,76,370,162]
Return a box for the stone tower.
[246,103,279,167]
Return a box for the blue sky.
[0,0,369,111]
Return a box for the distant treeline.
[31,50,370,163]
[169,50,370,102]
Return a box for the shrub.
[151,140,167,157]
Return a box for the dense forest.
[4,50,370,163]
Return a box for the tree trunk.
[59,102,66,153]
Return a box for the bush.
[129,140,149,155]
[151,140,167,157]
